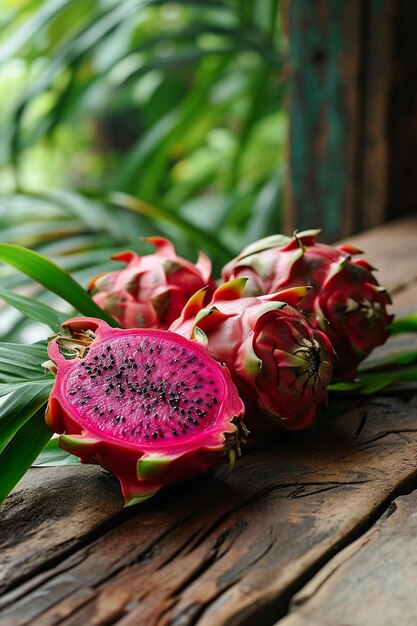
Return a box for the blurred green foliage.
[0,0,285,340]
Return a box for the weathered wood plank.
[283,0,417,237]
[0,466,125,595]
[388,0,417,220]
[277,491,417,626]
[284,0,361,240]
[1,392,417,626]
[360,0,393,230]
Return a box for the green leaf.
[0,380,53,451]
[0,342,49,382]
[0,407,52,506]
[107,191,233,265]
[0,0,72,63]
[0,244,120,327]
[0,378,52,398]
[0,285,68,331]
[390,312,417,335]
[32,437,80,466]
[329,364,417,395]
[360,347,417,371]
[328,381,364,392]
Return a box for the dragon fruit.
[222,230,392,380]
[45,317,246,505]
[170,280,334,433]
[88,237,215,329]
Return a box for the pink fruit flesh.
[46,318,245,505]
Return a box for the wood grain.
[283,0,396,240]
[1,392,417,626]
[277,492,417,626]
[284,0,361,240]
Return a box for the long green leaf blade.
[0,0,72,63]
[0,380,53,450]
[0,342,49,382]
[108,192,233,264]
[33,438,80,466]
[0,408,52,505]
[0,285,68,331]
[0,244,120,327]
[390,313,417,335]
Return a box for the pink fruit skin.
[45,317,245,505]
[222,231,392,380]
[170,281,334,433]
[89,237,216,330]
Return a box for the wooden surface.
[283,0,393,240]
[1,217,417,626]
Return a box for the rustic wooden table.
[1,217,417,626]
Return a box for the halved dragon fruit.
[170,280,334,433]
[88,237,215,329]
[222,230,392,380]
[45,318,246,505]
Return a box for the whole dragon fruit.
[222,230,392,380]
[88,237,215,329]
[170,280,334,433]
[45,317,246,505]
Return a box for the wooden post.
[388,0,417,220]
[283,0,392,241]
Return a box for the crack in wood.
[354,410,368,438]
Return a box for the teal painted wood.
[285,0,390,240]
[286,0,359,240]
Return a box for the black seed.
[152,433,158,439]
